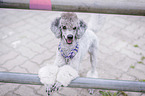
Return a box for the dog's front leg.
[87,41,98,95]
[38,65,60,95]
[38,51,66,95]
[87,47,98,78]
[42,65,79,95]
[56,65,79,87]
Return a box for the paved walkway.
[0,8,145,96]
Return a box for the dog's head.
[51,13,87,44]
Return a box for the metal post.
[0,0,145,15]
[0,71,145,92]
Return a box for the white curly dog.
[38,13,99,95]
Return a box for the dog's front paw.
[38,65,59,85]
[86,70,98,95]
[88,89,95,95]
[56,65,79,86]
[45,82,63,96]
[86,70,98,78]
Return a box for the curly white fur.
[56,65,79,86]
[38,65,59,85]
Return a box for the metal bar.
[0,0,29,9]
[0,0,145,16]
[0,71,145,92]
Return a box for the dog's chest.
[68,52,81,70]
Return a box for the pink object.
[30,0,52,10]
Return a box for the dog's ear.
[76,20,87,39]
[51,17,61,38]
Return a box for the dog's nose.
[67,34,73,39]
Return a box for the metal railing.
[0,71,145,92]
[0,0,145,15]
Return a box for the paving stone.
[0,43,11,54]
[120,73,136,81]
[18,24,33,32]
[17,47,38,59]
[24,18,40,27]
[31,50,55,64]
[0,51,18,64]
[104,52,126,66]
[44,38,59,51]
[2,55,27,70]
[21,61,39,74]
[125,23,140,32]
[16,38,31,47]
[0,67,7,71]
[8,90,27,96]
[41,55,56,66]
[126,44,145,55]
[21,31,39,40]
[2,33,22,45]
[26,42,46,54]
[59,87,78,96]
[125,92,142,96]
[133,26,145,37]
[36,35,54,46]
[132,37,145,52]
[96,31,109,39]
[9,21,26,30]
[98,45,116,55]
[4,92,20,96]
[11,40,22,49]
[98,70,117,79]
[116,57,136,72]
[10,66,28,73]
[123,15,141,22]
[120,49,141,61]
[29,27,49,37]
[97,51,109,61]
[37,86,47,96]
[14,85,40,96]
[12,24,30,33]
[52,92,61,96]
[0,52,2,56]
[101,35,118,46]
[0,27,15,39]
[135,64,145,73]
[127,68,145,80]
[111,40,128,51]
[113,16,132,25]
[26,85,41,90]
[0,83,19,96]
[100,21,112,32]
[113,30,136,43]
[37,23,51,31]
[107,17,127,29]
[103,25,122,36]
[100,63,124,79]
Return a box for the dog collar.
[58,42,79,63]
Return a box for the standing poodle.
[38,13,99,95]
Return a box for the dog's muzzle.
[67,34,73,44]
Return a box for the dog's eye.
[73,27,76,30]
[63,26,66,30]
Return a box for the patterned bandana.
[58,42,79,63]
